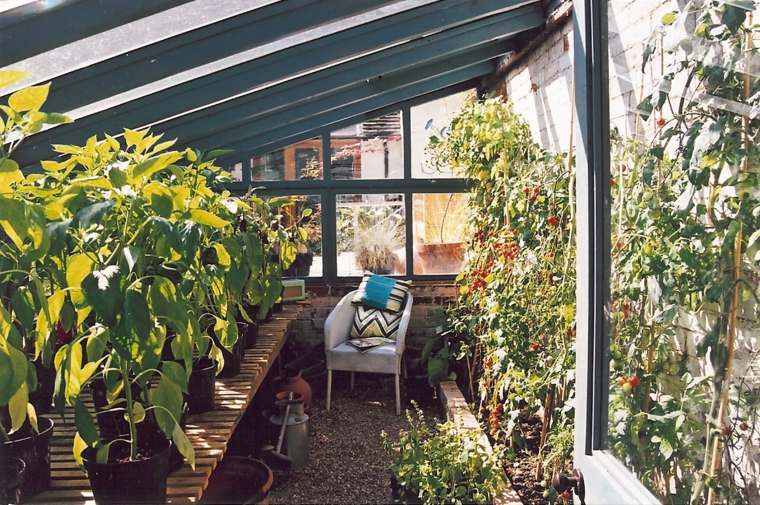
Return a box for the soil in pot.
[3,416,54,501]
[29,361,55,415]
[187,357,216,414]
[201,456,273,505]
[2,457,26,505]
[83,437,171,505]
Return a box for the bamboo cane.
[705,13,752,504]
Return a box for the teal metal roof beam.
[208,61,495,157]
[21,0,391,113]
[0,0,194,66]
[182,44,508,152]
[12,0,541,167]
[155,3,543,146]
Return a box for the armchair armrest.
[324,290,357,351]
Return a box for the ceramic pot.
[273,370,312,409]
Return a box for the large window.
[226,88,473,280]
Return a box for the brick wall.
[496,0,675,151]
[287,280,458,351]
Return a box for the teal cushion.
[352,274,411,313]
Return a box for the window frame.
[573,0,661,502]
[223,84,476,283]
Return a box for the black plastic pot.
[29,361,55,415]
[2,457,25,505]
[83,438,171,505]
[4,416,53,501]
[187,357,216,414]
[219,339,245,378]
[244,321,259,349]
[273,300,283,313]
[201,456,273,505]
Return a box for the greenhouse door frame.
[573,0,661,503]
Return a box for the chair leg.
[350,371,355,391]
[326,369,332,411]
[395,373,401,415]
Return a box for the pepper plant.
[0,70,71,440]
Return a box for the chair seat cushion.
[326,341,399,374]
[351,305,402,340]
[352,274,411,313]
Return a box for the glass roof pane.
[66,0,434,123]
[4,0,277,90]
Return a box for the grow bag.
[201,456,273,505]
[187,357,216,414]
[4,416,53,501]
[83,438,171,505]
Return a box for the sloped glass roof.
[2,0,545,169]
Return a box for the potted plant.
[354,215,403,274]
[0,71,72,501]
[415,194,466,274]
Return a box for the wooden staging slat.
[28,305,302,505]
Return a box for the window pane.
[281,195,322,278]
[336,194,406,276]
[228,161,244,182]
[607,2,756,503]
[410,89,476,178]
[412,193,468,274]
[330,112,403,179]
[251,137,323,181]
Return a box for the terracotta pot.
[417,242,464,274]
[273,371,312,410]
[201,457,273,505]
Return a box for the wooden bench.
[29,304,303,505]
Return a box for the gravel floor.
[269,372,438,504]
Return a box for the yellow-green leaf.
[0,70,29,90]
[27,403,38,433]
[131,151,182,181]
[8,383,28,433]
[189,209,229,228]
[212,243,231,268]
[72,432,87,466]
[0,158,23,193]
[8,83,50,112]
[124,128,147,148]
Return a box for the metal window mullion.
[405,191,414,276]
[320,190,338,281]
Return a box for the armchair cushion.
[326,341,399,374]
[351,274,411,313]
[350,305,403,340]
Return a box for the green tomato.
[622,382,633,394]
[610,359,623,371]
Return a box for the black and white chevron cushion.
[350,305,402,340]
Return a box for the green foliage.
[382,404,504,505]
[432,98,575,476]
[0,72,305,472]
[609,1,759,501]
